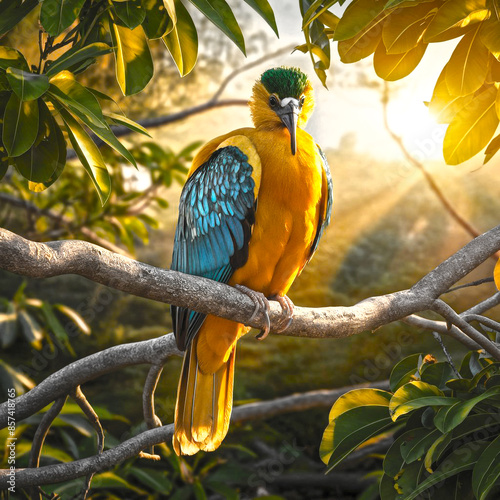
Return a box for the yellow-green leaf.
[485,133,500,163]
[163,0,198,77]
[163,0,177,25]
[445,24,489,96]
[480,19,500,60]
[374,41,427,81]
[429,67,474,123]
[0,46,29,72]
[424,0,490,42]
[333,0,386,41]
[110,20,154,96]
[58,106,111,205]
[382,2,438,54]
[6,68,50,101]
[443,85,498,165]
[389,381,456,421]
[338,12,390,63]
[142,0,174,39]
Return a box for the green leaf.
[128,468,173,494]
[434,386,500,433]
[472,434,500,500]
[57,106,111,205]
[324,405,394,471]
[28,116,66,192]
[0,46,29,72]
[49,72,137,166]
[0,0,38,37]
[110,19,154,95]
[333,0,386,41]
[443,85,498,165]
[424,0,490,42]
[2,92,39,157]
[328,388,393,422]
[91,472,146,494]
[243,0,278,36]
[17,309,43,348]
[0,302,17,348]
[6,68,50,102]
[400,427,441,464]
[141,0,174,39]
[188,0,245,54]
[445,24,489,96]
[105,112,151,137]
[46,43,113,77]
[163,0,198,77]
[403,441,489,500]
[113,0,146,29]
[40,0,86,37]
[40,302,74,355]
[420,361,456,390]
[389,381,459,421]
[14,100,65,184]
[390,353,423,392]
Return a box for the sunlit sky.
[218,0,473,165]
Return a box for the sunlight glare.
[387,98,447,162]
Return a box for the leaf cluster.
[0,0,278,200]
[321,350,500,499]
[299,0,500,165]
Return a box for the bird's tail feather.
[173,339,235,455]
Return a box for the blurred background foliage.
[2,0,500,499]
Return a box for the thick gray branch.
[2,225,500,343]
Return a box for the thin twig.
[142,364,164,458]
[70,386,104,500]
[381,83,490,249]
[402,315,480,350]
[432,299,500,360]
[462,314,500,334]
[0,381,389,489]
[211,44,296,102]
[463,292,500,316]
[445,277,495,293]
[28,396,68,499]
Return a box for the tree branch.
[1,225,500,346]
[0,381,388,489]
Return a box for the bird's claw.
[270,294,295,333]
[235,285,271,340]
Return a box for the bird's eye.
[269,95,278,107]
[300,95,305,107]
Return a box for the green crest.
[260,67,308,99]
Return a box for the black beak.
[276,101,300,155]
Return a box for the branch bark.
[0,381,388,489]
[1,220,500,489]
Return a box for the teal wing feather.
[308,146,333,260]
[170,146,257,351]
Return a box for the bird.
[170,66,333,455]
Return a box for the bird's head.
[249,67,314,155]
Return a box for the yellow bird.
[170,67,333,455]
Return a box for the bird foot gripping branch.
[234,285,295,339]
[170,66,333,455]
